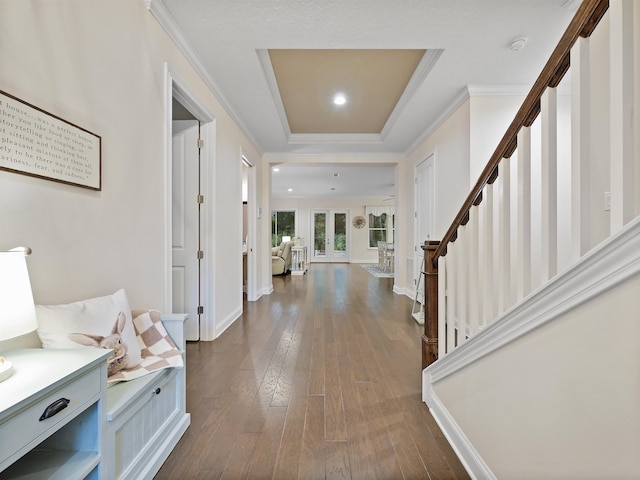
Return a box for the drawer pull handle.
[153,387,161,395]
[39,398,70,421]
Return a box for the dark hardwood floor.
[155,263,470,479]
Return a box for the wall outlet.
[604,192,611,211]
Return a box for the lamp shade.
[0,250,38,340]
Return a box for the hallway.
[156,264,469,479]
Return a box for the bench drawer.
[0,368,100,461]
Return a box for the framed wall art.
[0,89,101,190]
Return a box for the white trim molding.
[406,84,530,155]
[380,49,443,140]
[146,0,262,155]
[427,386,497,480]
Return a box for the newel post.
[421,241,440,369]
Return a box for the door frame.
[414,153,436,296]
[172,119,201,340]
[164,64,217,341]
[242,151,258,302]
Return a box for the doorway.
[414,154,435,291]
[165,65,216,341]
[172,119,201,341]
[310,209,349,263]
[241,154,257,301]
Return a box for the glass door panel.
[313,212,327,259]
[333,212,347,259]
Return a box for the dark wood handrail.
[432,0,609,267]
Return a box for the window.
[271,210,296,247]
[366,205,395,248]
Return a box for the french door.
[311,210,349,263]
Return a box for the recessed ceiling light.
[287,188,293,192]
[273,167,280,172]
[333,93,347,106]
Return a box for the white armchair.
[271,241,293,275]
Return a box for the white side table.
[291,245,308,275]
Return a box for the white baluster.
[456,224,468,346]
[438,255,446,359]
[571,36,592,260]
[541,87,558,282]
[446,242,457,354]
[610,0,636,231]
[498,157,513,314]
[517,127,532,300]
[468,206,480,337]
[482,182,496,325]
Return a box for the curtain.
[366,205,395,217]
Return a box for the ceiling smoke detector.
[509,38,527,52]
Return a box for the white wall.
[407,99,471,243]
[0,1,260,339]
[433,272,640,479]
[587,12,612,250]
[469,95,524,189]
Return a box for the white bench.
[104,313,190,480]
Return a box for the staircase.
[420,1,640,477]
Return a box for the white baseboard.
[393,285,414,299]
[423,373,496,480]
[259,285,273,296]
[215,306,242,338]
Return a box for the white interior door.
[415,155,435,291]
[172,120,200,340]
[311,209,349,263]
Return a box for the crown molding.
[288,133,384,145]
[262,151,404,161]
[146,0,263,155]
[380,49,443,140]
[467,84,531,96]
[256,49,292,139]
[405,83,537,156]
[405,86,471,155]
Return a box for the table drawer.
[0,367,100,462]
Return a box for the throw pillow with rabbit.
[68,311,132,376]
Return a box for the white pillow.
[36,289,142,370]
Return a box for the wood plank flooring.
[155,264,470,480]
